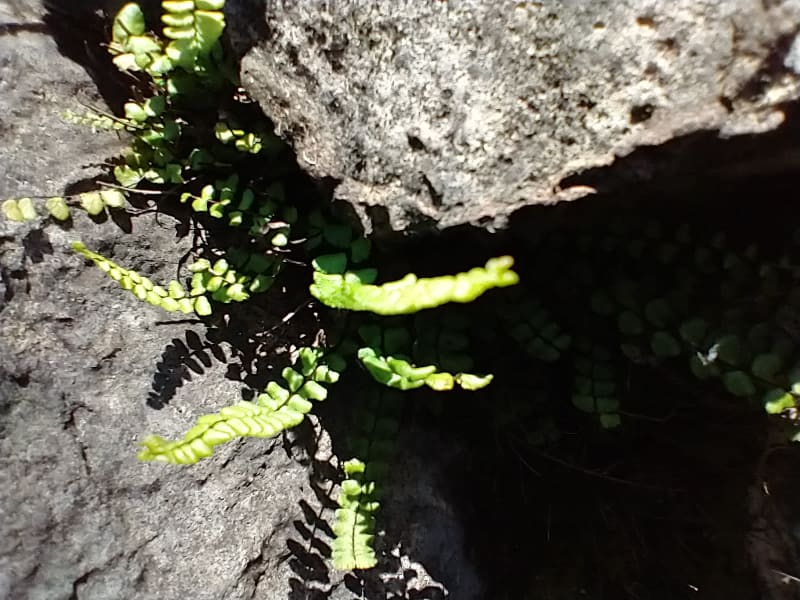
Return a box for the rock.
[233,0,800,235]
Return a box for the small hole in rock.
[630,104,655,124]
[407,134,426,152]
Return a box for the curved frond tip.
[311,256,519,315]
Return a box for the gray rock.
[233,0,800,235]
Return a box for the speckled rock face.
[232,0,800,235]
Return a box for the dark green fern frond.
[571,337,621,429]
[138,347,345,463]
[502,297,572,363]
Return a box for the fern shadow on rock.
[147,329,227,408]
[284,420,338,600]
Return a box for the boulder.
[233,0,800,235]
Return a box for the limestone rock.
[233,0,800,235]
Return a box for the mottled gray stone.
[234,0,800,235]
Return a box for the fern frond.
[332,390,402,570]
[331,458,379,570]
[63,109,129,132]
[161,0,226,70]
[180,176,291,241]
[503,298,572,362]
[109,3,171,75]
[138,347,344,463]
[214,121,266,154]
[571,338,621,428]
[2,198,38,222]
[72,241,211,315]
[356,324,493,391]
[310,255,519,315]
[187,256,274,302]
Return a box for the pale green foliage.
[109,3,171,74]
[214,121,264,154]
[161,0,226,71]
[357,347,492,391]
[72,241,212,315]
[311,255,520,315]
[357,323,494,391]
[138,347,344,463]
[2,198,36,222]
[2,191,126,223]
[113,96,184,187]
[63,109,128,132]
[45,197,71,221]
[331,458,379,570]
[187,256,274,302]
[180,176,292,240]
[109,1,225,76]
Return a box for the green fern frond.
[214,121,265,154]
[180,177,293,240]
[2,198,39,222]
[331,458,379,570]
[187,256,275,301]
[310,255,519,315]
[503,298,572,362]
[161,0,226,70]
[571,338,621,428]
[138,347,344,464]
[109,3,171,75]
[3,192,127,223]
[357,347,492,391]
[72,241,212,315]
[356,324,493,391]
[332,390,402,570]
[63,109,129,132]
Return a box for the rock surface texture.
[233,0,800,235]
[0,2,479,598]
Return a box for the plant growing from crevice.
[4,0,800,591]
[1,0,520,575]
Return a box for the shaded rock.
[233,0,800,235]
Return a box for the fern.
[332,458,380,570]
[332,390,402,570]
[357,324,493,391]
[139,347,345,463]
[2,191,126,223]
[214,121,267,154]
[503,297,572,362]
[109,1,226,77]
[72,241,212,315]
[571,338,621,428]
[310,255,519,315]
[1,0,525,578]
[161,0,226,71]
